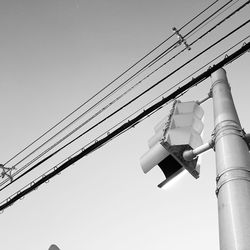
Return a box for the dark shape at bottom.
[158,143,200,188]
[49,244,60,250]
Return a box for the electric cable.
[145,0,234,68]
[1,40,249,212]
[4,0,233,179]
[5,41,178,173]
[188,0,250,47]
[2,0,220,168]
[1,34,248,193]
[144,0,250,80]
[3,15,250,184]
[186,0,242,39]
[3,0,243,178]
[184,0,233,38]
[1,19,249,189]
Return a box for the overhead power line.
[186,0,241,40]
[1,15,249,187]
[2,0,246,181]
[2,0,221,167]
[1,41,249,212]
[1,34,249,194]
[149,0,234,66]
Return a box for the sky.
[0,0,249,250]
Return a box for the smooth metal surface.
[211,68,250,250]
[183,140,213,161]
[196,94,211,105]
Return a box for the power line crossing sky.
[0,0,249,249]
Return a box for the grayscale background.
[0,0,249,249]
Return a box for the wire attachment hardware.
[212,120,244,145]
[172,27,191,50]
[0,164,14,182]
[215,168,250,196]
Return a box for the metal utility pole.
[211,68,250,249]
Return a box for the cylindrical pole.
[211,68,250,249]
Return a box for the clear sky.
[0,0,249,250]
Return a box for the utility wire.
[186,0,242,39]
[4,15,250,184]
[2,0,220,168]
[146,0,234,68]
[144,0,250,81]
[1,19,249,189]
[5,0,222,170]
[1,41,249,212]
[184,0,233,38]
[1,34,249,193]
[3,0,241,178]
[189,0,250,46]
[5,42,177,173]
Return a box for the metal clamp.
[211,76,231,91]
[0,164,14,182]
[212,120,244,145]
[215,167,250,196]
[172,27,191,50]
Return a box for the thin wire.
[160,35,250,97]
[1,40,249,211]
[6,13,250,181]
[2,0,220,167]
[186,0,242,39]
[125,0,229,78]
[6,42,179,172]
[5,0,229,176]
[1,19,249,189]
[4,0,237,174]
[146,0,234,67]
[148,0,250,77]
[15,35,250,190]
[185,0,234,38]
[189,0,250,45]
[4,3,249,185]
[178,0,220,31]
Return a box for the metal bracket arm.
[196,92,212,105]
[183,140,214,161]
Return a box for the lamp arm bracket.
[183,139,214,161]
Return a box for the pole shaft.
[211,69,250,250]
